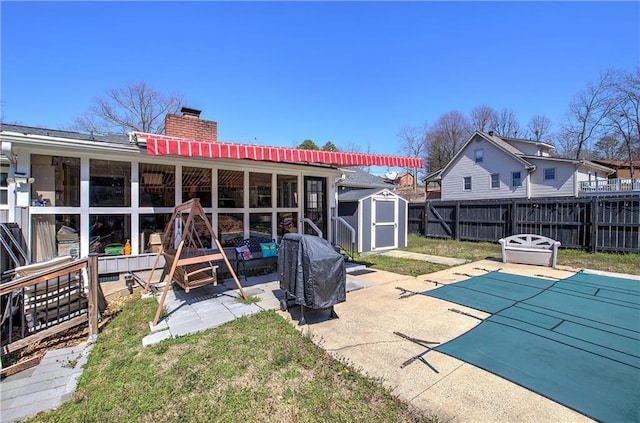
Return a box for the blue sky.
[2,1,639,164]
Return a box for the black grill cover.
[278,233,346,309]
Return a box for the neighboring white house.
[437,131,614,201]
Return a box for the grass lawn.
[27,298,438,423]
[401,234,640,275]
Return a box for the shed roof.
[338,188,405,202]
[339,168,393,189]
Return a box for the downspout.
[574,163,579,197]
[526,165,535,199]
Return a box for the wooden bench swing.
[144,199,247,326]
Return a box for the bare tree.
[594,135,622,160]
[605,68,639,177]
[74,81,184,134]
[555,131,579,158]
[471,104,498,132]
[527,115,553,141]
[560,71,617,159]
[492,108,521,138]
[396,122,428,190]
[425,111,472,172]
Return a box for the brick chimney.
[165,107,217,142]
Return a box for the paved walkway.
[142,265,373,347]
[1,342,92,422]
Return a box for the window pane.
[0,166,7,188]
[249,172,272,208]
[491,173,500,188]
[90,160,131,207]
[277,175,298,207]
[31,215,56,261]
[464,177,471,190]
[512,172,522,187]
[190,212,213,249]
[218,170,244,208]
[31,155,80,207]
[139,213,171,253]
[183,166,211,207]
[89,214,130,254]
[0,165,6,205]
[278,212,297,240]
[250,213,272,239]
[475,149,483,163]
[139,163,175,207]
[218,213,244,246]
[55,214,81,257]
[545,168,555,180]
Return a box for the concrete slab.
[142,329,172,347]
[278,259,595,423]
[169,318,215,338]
[228,303,262,318]
[0,343,91,423]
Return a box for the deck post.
[88,253,99,339]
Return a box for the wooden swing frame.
[144,198,247,326]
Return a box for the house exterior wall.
[441,138,528,201]
[397,173,414,188]
[506,139,548,156]
[5,140,338,262]
[527,158,577,197]
[614,168,640,179]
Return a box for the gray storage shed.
[337,188,408,253]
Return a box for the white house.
[0,109,421,271]
[437,131,614,201]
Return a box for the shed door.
[372,196,397,250]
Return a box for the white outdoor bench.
[499,234,561,268]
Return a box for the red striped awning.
[136,133,423,168]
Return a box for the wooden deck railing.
[580,177,640,193]
[1,255,101,371]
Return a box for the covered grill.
[278,233,346,325]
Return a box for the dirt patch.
[1,295,131,372]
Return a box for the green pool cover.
[423,271,640,422]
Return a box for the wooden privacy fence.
[408,195,640,253]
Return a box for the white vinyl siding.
[528,158,577,197]
[441,136,527,200]
[507,139,552,156]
